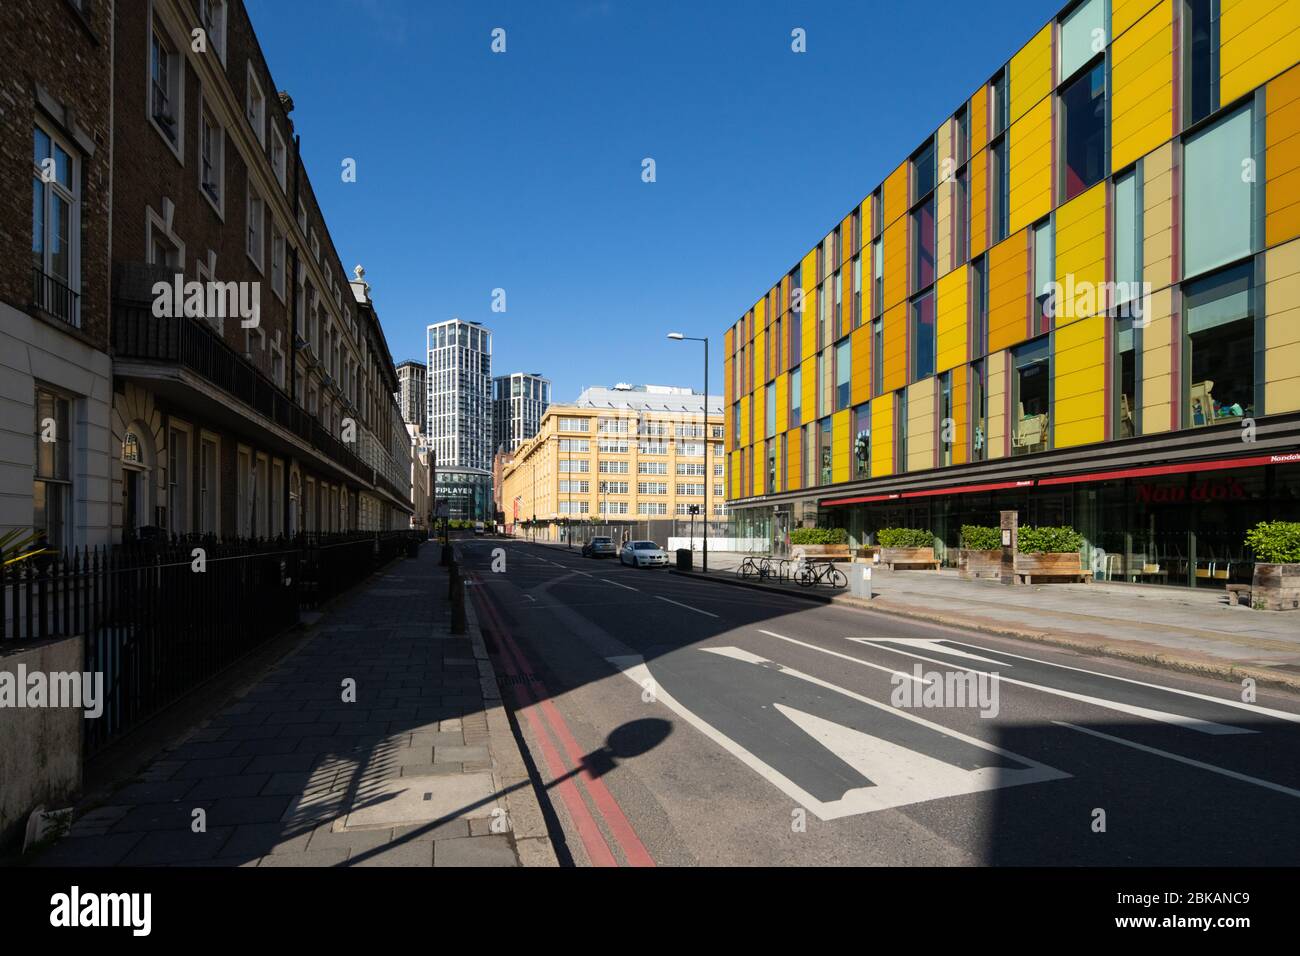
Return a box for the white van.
[473,521,485,536]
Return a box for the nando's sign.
[1137,477,1246,504]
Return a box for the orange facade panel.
[785,427,801,491]
[882,303,908,394]
[970,83,990,156]
[884,161,909,229]
[988,230,1030,353]
[970,147,989,259]
[1268,64,1300,246]
[850,323,872,406]
[883,216,908,312]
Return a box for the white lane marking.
[601,578,638,592]
[940,639,1300,725]
[575,570,594,577]
[849,639,1253,736]
[523,594,536,602]
[851,638,1012,666]
[758,630,929,685]
[1054,721,1300,799]
[605,652,1065,821]
[655,595,719,618]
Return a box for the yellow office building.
[501,385,724,542]
[725,0,1300,588]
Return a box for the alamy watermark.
[151,274,260,328]
[890,664,999,718]
[1,665,103,718]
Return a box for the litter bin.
[676,548,693,571]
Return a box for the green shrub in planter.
[790,527,848,546]
[1017,525,1083,554]
[877,528,934,549]
[1245,521,1300,563]
[960,525,1001,551]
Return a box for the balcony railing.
[32,266,81,328]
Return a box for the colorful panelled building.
[723,0,1300,588]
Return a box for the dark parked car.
[582,536,617,558]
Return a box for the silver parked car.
[582,536,617,558]
[620,540,669,568]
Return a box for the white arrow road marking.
[758,630,930,684]
[607,649,1066,821]
[1054,721,1300,799]
[850,639,1254,736]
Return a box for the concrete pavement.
[465,538,1300,866]
[31,540,556,867]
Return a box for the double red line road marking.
[468,572,655,867]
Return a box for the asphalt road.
[460,538,1300,867]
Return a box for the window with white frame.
[199,99,224,208]
[167,424,191,535]
[245,63,266,145]
[33,386,72,551]
[199,434,219,534]
[246,185,264,270]
[199,0,227,62]
[150,24,181,148]
[638,502,667,515]
[146,208,183,270]
[271,223,285,299]
[31,123,81,326]
[271,125,287,192]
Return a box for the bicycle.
[796,560,847,589]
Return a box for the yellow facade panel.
[739,394,750,448]
[832,409,851,483]
[1221,0,1300,106]
[1054,182,1108,322]
[785,428,801,491]
[1010,23,1053,125]
[986,351,1007,459]
[1141,288,1174,433]
[1008,98,1053,235]
[1266,239,1300,412]
[1111,0,1174,173]
[936,265,969,373]
[801,357,816,424]
[870,398,894,477]
[907,378,936,473]
[1143,143,1175,289]
[1113,0,1162,40]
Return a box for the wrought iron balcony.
[31,266,81,328]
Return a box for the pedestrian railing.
[1,531,422,754]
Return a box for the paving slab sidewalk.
[675,551,1300,692]
[32,542,557,867]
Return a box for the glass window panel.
[1114,169,1139,298]
[31,177,43,265]
[913,196,935,291]
[1184,105,1253,279]
[835,339,851,410]
[1061,63,1107,201]
[912,292,936,381]
[1061,0,1105,80]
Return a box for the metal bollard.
[448,559,459,600]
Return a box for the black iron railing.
[32,266,80,328]
[1,532,422,755]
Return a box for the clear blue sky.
[246,0,1058,403]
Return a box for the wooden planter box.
[1251,563,1300,611]
[1015,552,1091,584]
[793,544,850,559]
[852,545,881,564]
[959,549,1002,579]
[881,546,939,570]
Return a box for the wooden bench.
[1225,583,1252,607]
[1016,570,1093,584]
[886,559,942,571]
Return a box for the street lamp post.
[668,332,709,573]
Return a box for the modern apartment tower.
[493,372,551,453]
[426,319,494,521]
[396,360,427,433]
